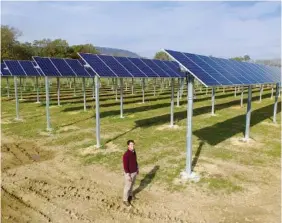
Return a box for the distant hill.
[95,46,140,58]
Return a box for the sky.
[1,1,281,60]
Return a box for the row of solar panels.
[1,50,280,87]
[164,49,281,86]
[1,54,185,78]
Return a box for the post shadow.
[192,141,205,171]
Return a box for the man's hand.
[128,176,132,182]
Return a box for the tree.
[154,51,170,60]
[1,25,22,60]
[69,44,99,59]
[230,55,251,62]
[243,55,250,61]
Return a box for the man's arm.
[123,154,130,173]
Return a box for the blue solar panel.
[113,57,147,78]
[209,57,252,85]
[18,61,41,76]
[227,60,260,84]
[183,53,233,85]
[127,58,160,78]
[165,49,281,86]
[259,64,280,83]
[78,53,117,77]
[33,57,61,77]
[152,60,182,78]
[140,58,169,77]
[97,55,133,77]
[64,59,92,77]
[196,55,242,85]
[243,62,272,83]
[4,60,27,76]
[50,58,76,77]
[165,50,219,86]
[1,63,11,76]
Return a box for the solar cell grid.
[4,60,27,76]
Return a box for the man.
[122,140,139,206]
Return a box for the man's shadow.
[133,165,160,196]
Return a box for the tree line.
[0,25,260,64]
[1,25,99,61]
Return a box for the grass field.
[1,77,281,222]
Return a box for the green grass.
[1,78,281,194]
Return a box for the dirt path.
[1,134,280,223]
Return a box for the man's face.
[128,142,134,151]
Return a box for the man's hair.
[127,140,135,145]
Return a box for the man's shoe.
[123,201,130,206]
[128,196,138,201]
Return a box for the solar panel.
[64,59,92,77]
[33,57,62,77]
[50,58,76,77]
[140,58,169,77]
[153,60,183,78]
[259,64,281,82]
[1,63,12,76]
[183,53,233,85]
[196,55,243,85]
[127,58,159,77]
[18,60,41,76]
[113,57,147,78]
[165,49,280,86]
[4,60,27,76]
[164,49,219,86]
[97,55,133,77]
[227,59,260,84]
[244,62,273,83]
[78,53,117,77]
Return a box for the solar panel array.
[164,49,281,87]
[1,63,12,76]
[78,53,184,78]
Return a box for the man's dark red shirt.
[123,149,138,173]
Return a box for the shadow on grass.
[193,102,281,145]
[133,165,160,196]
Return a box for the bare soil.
[1,134,280,223]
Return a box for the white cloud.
[1,1,281,60]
